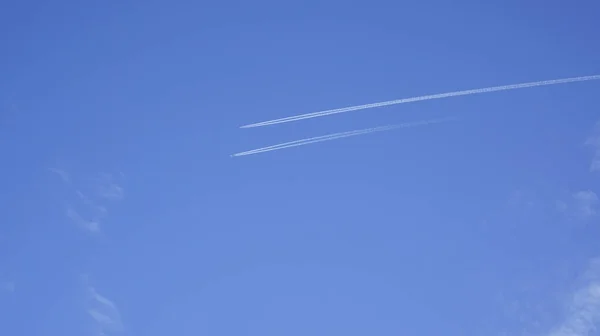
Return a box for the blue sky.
[1,0,600,335]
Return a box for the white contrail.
[233,127,395,156]
[232,117,453,157]
[233,122,415,156]
[240,74,600,129]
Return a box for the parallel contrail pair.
[232,117,454,157]
[240,74,600,129]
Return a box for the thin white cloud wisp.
[51,169,124,234]
[48,167,71,184]
[573,191,599,219]
[66,206,100,233]
[87,286,123,335]
[95,173,124,201]
[548,258,600,336]
[556,191,600,221]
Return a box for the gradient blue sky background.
[1,0,600,335]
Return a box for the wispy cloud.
[556,190,599,221]
[585,121,600,172]
[48,167,71,184]
[240,74,600,128]
[572,191,599,219]
[547,258,600,336]
[95,173,124,201]
[544,122,600,336]
[87,285,123,335]
[76,190,108,216]
[50,168,125,234]
[66,206,100,233]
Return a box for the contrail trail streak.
[233,122,418,155]
[232,117,453,157]
[240,74,600,129]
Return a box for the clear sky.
[1,0,600,335]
